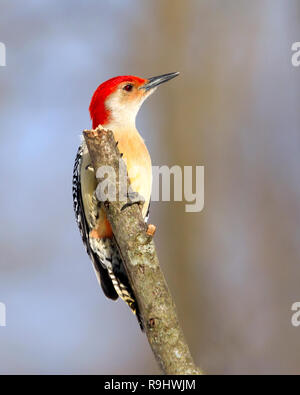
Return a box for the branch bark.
[83,126,202,375]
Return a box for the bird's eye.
[123,84,133,92]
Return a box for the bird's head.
[89,72,179,130]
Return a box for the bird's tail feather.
[107,267,143,330]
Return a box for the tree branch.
[83,126,202,375]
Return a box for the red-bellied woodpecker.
[72,72,179,327]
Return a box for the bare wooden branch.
[83,126,202,375]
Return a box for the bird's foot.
[146,224,156,236]
[85,163,94,172]
[121,191,145,211]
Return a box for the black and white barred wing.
[72,144,118,300]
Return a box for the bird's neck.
[103,119,140,140]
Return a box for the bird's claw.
[146,224,156,236]
[121,191,145,211]
[85,164,94,172]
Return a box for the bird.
[72,72,179,327]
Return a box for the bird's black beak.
[141,72,180,91]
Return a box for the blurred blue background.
[0,0,300,374]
